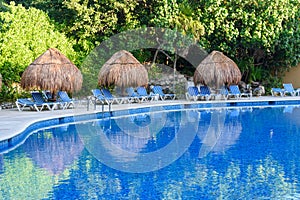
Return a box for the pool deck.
[1,96,300,142]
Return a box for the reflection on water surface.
[1,106,300,199]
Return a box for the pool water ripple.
[1,105,300,199]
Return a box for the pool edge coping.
[1,97,300,153]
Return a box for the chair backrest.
[137,87,148,96]
[42,90,53,100]
[126,87,138,97]
[101,88,114,98]
[187,86,200,96]
[200,86,211,95]
[229,85,241,95]
[272,88,282,92]
[91,89,105,100]
[220,86,229,95]
[58,91,71,102]
[283,83,294,92]
[152,86,164,95]
[31,92,47,103]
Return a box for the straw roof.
[98,50,148,88]
[21,48,82,94]
[193,51,241,88]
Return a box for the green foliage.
[249,66,264,82]
[0,2,76,101]
[148,64,163,80]
[149,0,180,27]
[273,8,300,68]
[60,0,140,53]
[0,84,30,103]
[9,0,71,27]
[149,0,205,41]
[0,0,299,100]
[196,0,300,85]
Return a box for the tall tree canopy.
[59,0,140,52]
[0,2,76,99]
[195,0,300,84]
[0,0,299,100]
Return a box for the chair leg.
[16,103,21,111]
[34,105,41,112]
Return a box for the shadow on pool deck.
[0,96,300,142]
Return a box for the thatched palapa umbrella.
[98,50,148,93]
[21,48,82,99]
[193,51,241,89]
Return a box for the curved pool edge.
[1,97,300,153]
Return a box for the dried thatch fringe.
[193,51,241,89]
[98,50,148,88]
[21,48,82,94]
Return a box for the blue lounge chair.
[101,88,130,104]
[57,91,75,109]
[91,89,114,105]
[126,87,146,103]
[271,88,284,97]
[136,86,155,101]
[219,86,229,100]
[31,92,59,111]
[283,83,300,96]
[91,89,113,111]
[42,90,53,100]
[199,86,215,101]
[15,98,44,112]
[229,85,251,99]
[151,86,176,100]
[186,86,201,101]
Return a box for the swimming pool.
[1,105,300,199]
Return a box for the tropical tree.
[0,2,76,101]
[148,0,204,41]
[196,0,300,87]
[1,0,300,95]
[143,0,206,77]
[59,0,140,53]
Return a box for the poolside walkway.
[1,96,300,141]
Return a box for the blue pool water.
[1,105,300,199]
